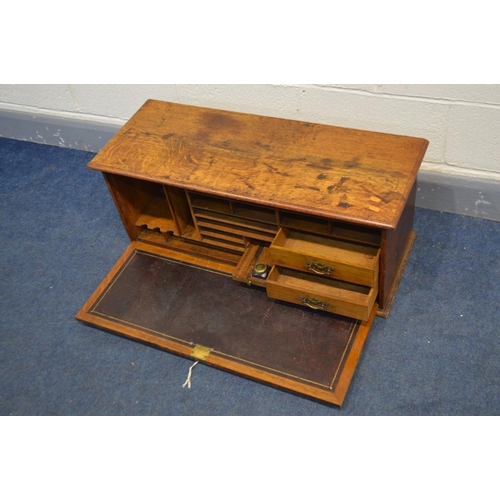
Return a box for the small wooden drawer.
[269,227,379,287]
[266,266,378,321]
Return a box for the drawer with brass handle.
[269,227,380,287]
[266,266,378,322]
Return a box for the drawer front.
[270,228,380,287]
[266,267,378,322]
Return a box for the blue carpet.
[1,137,499,415]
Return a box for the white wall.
[1,84,500,181]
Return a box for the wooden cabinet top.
[88,99,428,229]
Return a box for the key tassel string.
[182,361,199,389]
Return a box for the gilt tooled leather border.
[87,249,360,391]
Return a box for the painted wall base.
[416,171,500,221]
[0,107,118,152]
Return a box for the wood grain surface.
[89,100,428,229]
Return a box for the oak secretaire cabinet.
[76,100,428,406]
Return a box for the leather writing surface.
[88,250,360,390]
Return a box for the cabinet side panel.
[379,182,416,314]
[103,172,156,241]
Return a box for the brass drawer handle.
[301,297,329,310]
[306,261,334,275]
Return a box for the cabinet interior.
[108,173,381,251]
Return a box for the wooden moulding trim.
[76,311,195,357]
[332,301,377,404]
[77,306,345,404]
[76,309,375,407]
[77,307,376,406]
[75,244,136,322]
